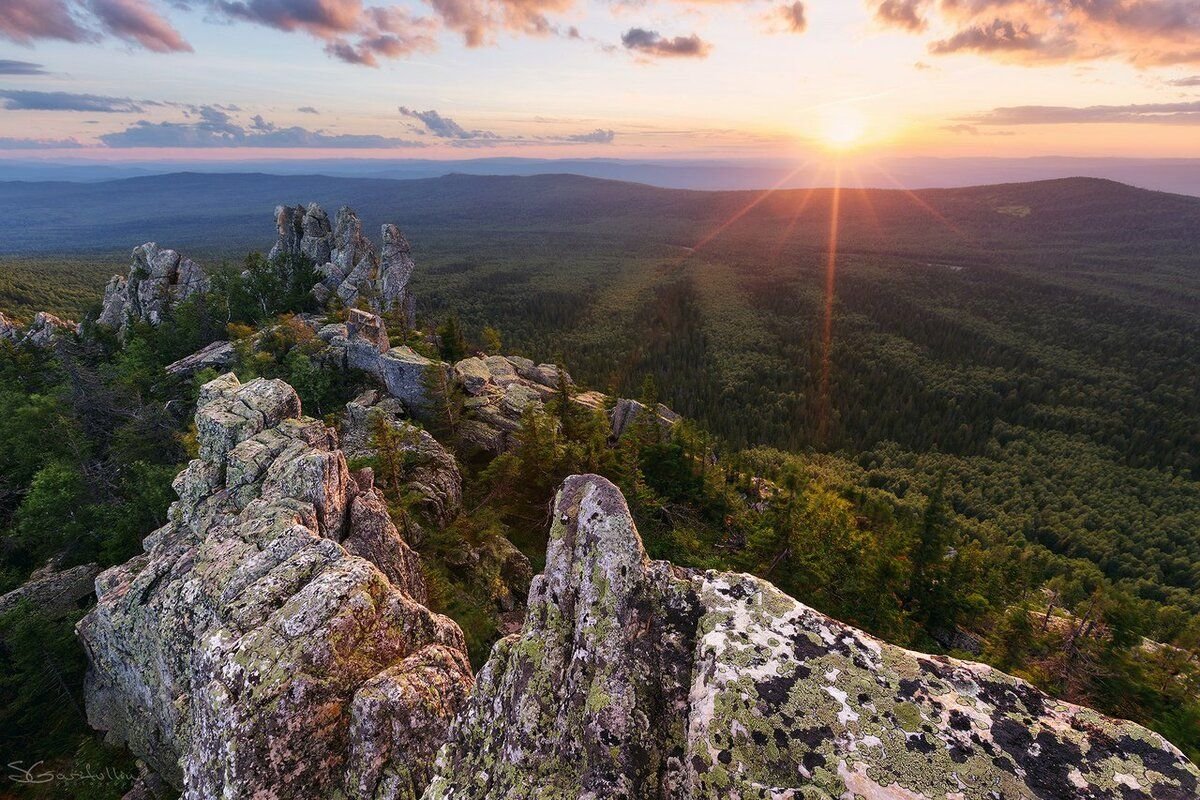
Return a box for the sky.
[1,0,1199,162]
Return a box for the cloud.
[868,0,1200,68]
[0,90,145,112]
[298,105,320,113]
[929,18,1058,57]
[773,1,807,33]
[398,106,499,139]
[87,0,192,52]
[0,0,190,52]
[427,0,575,47]
[621,27,711,58]
[0,0,93,44]
[940,123,1014,136]
[0,136,85,149]
[874,0,924,32]
[963,101,1200,125]
[0,60,48,75]
[100,110,426,147]
[1168,75,1200,87]
[562,128,615,143]
[400,105,616,145]
[208,0,436,65]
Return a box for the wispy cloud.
[399,106,499,139]
[621,27,711,59]
[963,101,1200,126]
[427,0,575,47]
[771,2,807,34]
[562,128,615,143]
[209,0,436,65]
[0,0,190,52]
[88,0,192,52]
[0,135,85,149]
[1168,75,1200,87]
[99,107,425,147]
[0,60,48,75]
[400,105,617,145]
[0,90,145,112]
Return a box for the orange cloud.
[870,0,1200,67]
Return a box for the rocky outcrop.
[379,224,416,323]
[0,311,19,341]
[0,311,79,346]
[98,243,208,336]
[0,562,100,618]
[425,474,1200,800]
[1,311,81,347]
[342,389,463,529]
[313,312,446,413]
[163,340,235,377]
[453,355,568,453]
[610,397,681,440]
[77,374,473,799]
[272,203,417,321]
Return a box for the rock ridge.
[424,473,1200,800]
[78,373,473,799]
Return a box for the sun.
[819,107,867,151]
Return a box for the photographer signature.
[6,761,135,785]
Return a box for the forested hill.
[1,172,1199,258]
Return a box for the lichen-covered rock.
[380,223,417,324]
[5,311,81,347]
[0,310,20,341]
[78,374,473,799]
[98,243,208,337]
[271,203,421,316]
[425,474,1200,800]
[380,346,445,412]
[163,340,235,377]
[0,561,100,617]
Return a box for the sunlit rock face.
[78,373,473,800]
[425,474,1200,800]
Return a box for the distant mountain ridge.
[1,171,1198,257]
[4,155,1200,196]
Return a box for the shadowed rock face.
[98,242,208,336]
[78,374,473,800]
[271,203,416,321]
[424,474,1200,800]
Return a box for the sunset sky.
[2,0,1199,160]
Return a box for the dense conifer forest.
[1,173,1198,795]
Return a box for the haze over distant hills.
[4,156,1200,196]
[2,171,1198,259]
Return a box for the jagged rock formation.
[425,474,1200,800]
[0,562,99,617]
[0,310,80,346]
[99,243,208,336]
[77,373,473,799]
[272,203,416,322]
[341,389,464,530]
